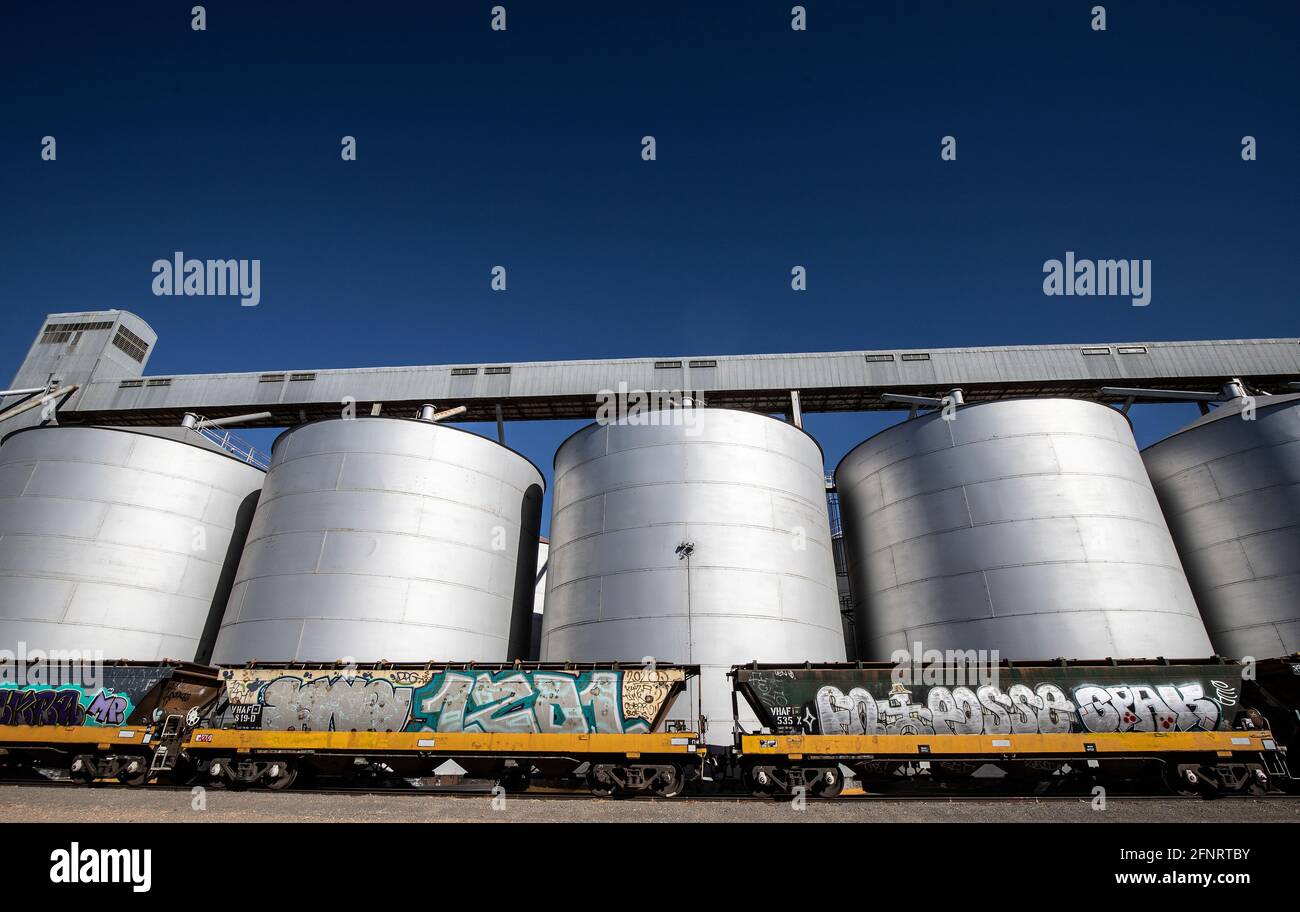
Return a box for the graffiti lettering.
[411,670,650,734]
[532,673,587,733]
[814,681,1220,736]
[466,673,537,733]
[221,667,684,735]
[258,676,412,732]
[620,669,676,725]
[86,690,129,725]
[1074,683,1218,733]
[0,686,136,727]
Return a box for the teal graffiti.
[410,670,650,735]
[0,684,134,727]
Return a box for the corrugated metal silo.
[1142,393,1300,657]
[210,417,544,664]
[835,398,1212,661]
[0,426,264,660]
[540,408,846,744]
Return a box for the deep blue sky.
[2,2,1296,530]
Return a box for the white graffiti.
[1073,683,1220,732]
[815,683,1073,735]
[1211,680,1239,707]
[260,676,412,732]
[465,673,537,733]
[814,681,1221,736]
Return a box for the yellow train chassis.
[185,728,703,756]
[180,728,708,795]
[2,725,1288,797]
[0,725,708,794]
[736,730,1289,797]
[0,724,159,784]
[739,730,1282,757]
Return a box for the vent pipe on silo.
[418,404,468,422]
[0,384,78,425]
[181,411,272,430]
[1220,379,1248,402]
[881,388,964,419]
[1101,378,1249,416]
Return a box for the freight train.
[1,655,1297,798]
[729,657,1299,797]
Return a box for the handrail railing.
[187,420,270,470]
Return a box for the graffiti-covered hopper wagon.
[0,660,224,784]
[731,658,1294,797]
[184,662,704,795]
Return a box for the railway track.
[2,776,1296,802]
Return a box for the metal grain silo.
[539,408,846,744]
[1142,393,1300,657]
[528,537,549,661]
[835,398,1212,661]
[0,426,264,661]
[210,417,544,664]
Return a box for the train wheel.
[116,758,150,787]
[69,755,97,785]
[1246,771,1271,796]
[210,758,254,790]
[651,764,685,798]
[152,761,199,787]
[813,767,844,798]
[1165,763,1212,798]
[746,766,777,797]
[500,769,531,793]
[264,761,297,790]
[588,767,618,798]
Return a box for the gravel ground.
[1,784,1297,823]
